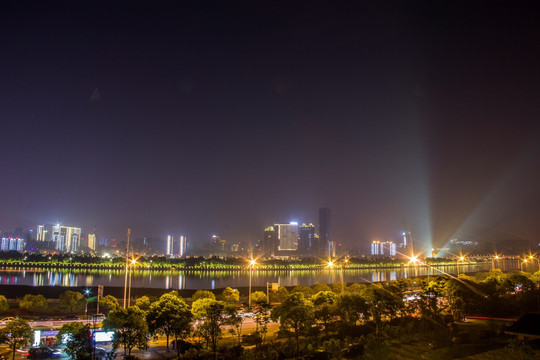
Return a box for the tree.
[134,296,151,312]
[191,298,225,358]
[0,318,33,360]
[253,299,271,344]
[57,322,92,360]
[292,285,313,298]
[19,294,48,313]
[250,291,267,305]
[103,306,149,357]
[271,292,314,352]
[335,292,367,328]
[312,291,337,336]
[0,295,9,313]
[269,286,289,303]
[224,304,244,344]
[192,290,215,302]
[312,283,332,294]
[146,293,192,357]
[220,287,239,303]
[99,295,120,314]
[59,291,87,314]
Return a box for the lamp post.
[127,258,137,307]
[341,258,349,293]
[492,255,500,271]
[84,289,90,322]
[248,259,256,307]
[521,258,528,272]
[458,256,465,276]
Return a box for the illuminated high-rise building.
[37,225,48,241]
[53,225,81,252]
[371,241,396,257]
[87,234,97,251]
[179,235,187,257]
[298,223,316,255]
[264,226,277,256]
[276,222,299,251]
[166,235,174,256]
[318,208,331,256]
[0,237,24,251]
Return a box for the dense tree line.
[2,269,540,359]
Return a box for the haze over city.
[2,1,540,252]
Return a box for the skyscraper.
[275,222,299,252]
[166,235,174,256]
[264,226,277,256]
[318,208,331,257]
[298,223,315,255]
[179,235,187,257]
[37,225,48,241]
[87,233,97,251]
[53,225,81,252]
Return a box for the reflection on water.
[0,260,525,290]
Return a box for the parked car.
[61,315,80,321]
[36,316,51,321]
[25,347,62,359]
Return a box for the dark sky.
[1,1,540,251]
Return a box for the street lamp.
[127,258,137,307]
[491,255,500,271]
[84,289,91,321]
[521,258,528,272]
[248,259,256,307]
[458,256,465,276]
[340,258,349,293]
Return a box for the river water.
[0,260,526,290]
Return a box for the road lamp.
[521,258,528,272]
[84,289,91,321]
[458,256,465,276]
[127,258,137,307]
[248,259,256,307]
[341,258,349,293]
[492,255,500,271]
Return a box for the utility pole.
[123,228,131,308]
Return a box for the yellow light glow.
[131,259,137,265]
[249,259,256,266]
[459,256,465,261]
[494,255,500,260]
[328,261,334,268]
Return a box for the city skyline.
[2,2,540,251]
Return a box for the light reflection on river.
[0,260,525,290]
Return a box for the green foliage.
[250,291,267,305]
[221,287,239,303]
[103,306,149,357]
[134,296,151,312]
[192,290,215,302]
[269,286,288,303]
[59,290,87,313]
[312,283,332,294]
[57,322,92,360]
[0,318,33,360]
[224,304,244,344]
[271,292,314,352]
[191,298,225,357]
[99,295,120,314]
[291,285,313,298]
[312,291,337,336]
[146,293,192,353]
[0,295,9,313]
[19,294,48,313]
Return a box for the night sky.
[2,1,540,251]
